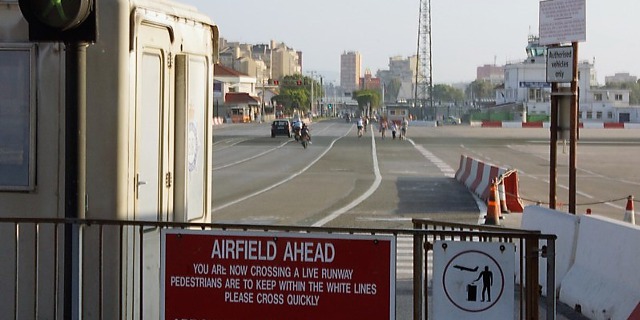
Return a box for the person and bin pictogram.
[454,264,493,302]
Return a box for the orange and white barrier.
[212,117,224,125]
[624,195,636,225]
[455,155,524,212]
[484,179,501,225]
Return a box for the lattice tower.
[414,0,433,119]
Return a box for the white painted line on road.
[314,129,382,227]
[213,140,291,171]
[409,139,485,223]
[212,129,351,213]
[356,217,413,222]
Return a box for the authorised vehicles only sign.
[161,230,396,320]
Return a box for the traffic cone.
[484,179,501,225]
[498,180,510,214]
[624,195,635,225]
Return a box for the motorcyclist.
[292,120,303,141]
[301,123,311,143]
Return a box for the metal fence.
[0,217,555,319]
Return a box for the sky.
[179,0,640,85]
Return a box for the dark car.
[271,119,291,138]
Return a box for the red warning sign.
[161,230,396,320]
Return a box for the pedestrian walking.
[400,117,408,140]
[391,121,398,139]
[380,119,388,139]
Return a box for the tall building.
[270,40,302,80]
[377,55,418,102]
[476,64,504,84]
[340,51,361,95]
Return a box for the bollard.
[624,195,635,225]
[484,179,502,226]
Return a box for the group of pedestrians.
[378,117,408,140]
[356,116,409,140]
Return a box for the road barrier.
[455,155,524,212]
[520,206,579,294]
[484,179,502,225]
[624,195,635,224]
[521,206,640,320]
[212,117,224,125]
[470,121,640,129]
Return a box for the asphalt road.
[212,119,636,319]
[213,119,640,224]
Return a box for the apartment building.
[494,36,638,123]
[340,51,361,95]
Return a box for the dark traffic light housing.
[19,0,97,42]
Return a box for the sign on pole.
[547,46,574,83]
[161,230,396,320]
[539,0,586,45]
[433,240,515,319]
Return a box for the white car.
[446,116,461,125]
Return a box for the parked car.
[445,116,461,125]
[271,119,291,138]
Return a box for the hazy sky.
[180,0,640,85]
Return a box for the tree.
[432,84,465,104]
[271,74,324,113]
[604,81,640,105]
[465,80,495,101]
[353,89,381,115]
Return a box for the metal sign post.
[540,0,586,214]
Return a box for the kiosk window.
[0,47,35,190]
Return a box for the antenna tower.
[414,0,433,120]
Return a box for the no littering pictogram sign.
[433,240,515,319]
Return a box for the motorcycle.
[293,126,301,141]
[300,129,311,149]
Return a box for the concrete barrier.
[212,117,224,125]
[559,215,640,320]
[471,120,640,129]
[519,206,579,294]
[454,155,524,212]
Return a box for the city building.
[218,38,301,82]
[477,64,504,84]
[213,64,261,122]
[270,40,302,80]
[340,51,361,96]
[494,35,638,123]
[359,69,381,91]
[605,72,638,85]
[377,55,417,102]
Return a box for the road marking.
[213,140,291,171]
[313,129,382,226]
[396,235,433,280]
[212,129,351,213]
[410,139,485,223]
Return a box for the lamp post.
[307,70,317,117]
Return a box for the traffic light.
[19,0,97,42]
[328,104,332,109]
[273,80,279,85]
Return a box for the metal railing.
[0,217,555,319]
[412,219,557,320]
